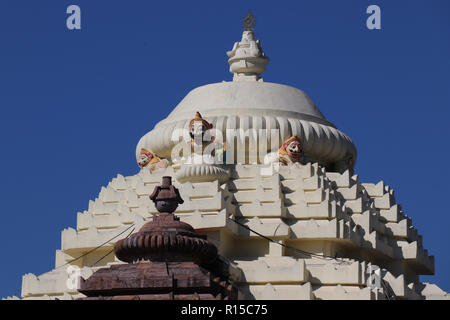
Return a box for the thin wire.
[90,249,114,268]
[228,216,399,297]
[89,227,135,268]
[55,214,394,297]
[381,280,390,300]
[228,217,347,263]
[56,223,136,269]
[381,279,395,300]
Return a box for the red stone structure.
[78,177,237,300]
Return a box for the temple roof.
[137,12,357,168]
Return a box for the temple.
[10,12,449,300]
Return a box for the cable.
[228,216,400,298]
[90,249,114,268]
[381,279,396,300]
[89,227,135,268]
[55,214,395,298]
[56,223,135,269]
[227,216,347,263]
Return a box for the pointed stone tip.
[242,11,256,32]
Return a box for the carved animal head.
[282,136,303,159]
[189,112,213,143]
[138,148,153,168]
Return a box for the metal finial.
[242,10,256,31]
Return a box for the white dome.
[163,81,329,126]
[137,29,357,168]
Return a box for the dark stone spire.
[78,176,237,300]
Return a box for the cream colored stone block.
[131,205,152,219]
[137,195,152,209]
[285,188,324,204]
[420,283,450,300]
[337,184,358,200]
[138,166,175,184]
[123,190,139,208]
[228,217,290,238]
[233,257,307,283]
[382,271,421,300]
[61,221,144,251]
[180,209,227,230]
[178,181,220,198]
[298,162,315,179]
[77,211,92,230]
[326,170,350,188]
[362,181,384,197]
[385,219,416,240]
[98,186,123,203]
[268,240,284,256]
[88,199,117,216]
[281,178,305,192]
[176,192,225,212]
[233,187,280,203]
[304,189,325,204]
[313,285,382,300]
[237,200,285,218]
[93,213,121,229]
[280,162,314,180]
[229,178,258,191]
[118,207,137,224]
[286,199,342,220]
[398,240,423,259]
[239,283,312,300]
[344,197,363,214]
[374,192,395,210]
[398,241,434,273]
[232,165,261,179]
[125,175,141,189]
[303,174,322,191]
[307,260,367,285]
[230,174,279,190]
[379,205,403,222]
[109,174,128,191]
[362,231,394,258]
[285,200,308,218]
[290,219,352,240]
[55,250,74,269]
[351,211,386,235]
[135,181,156,196]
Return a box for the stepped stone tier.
[11,13,449,300]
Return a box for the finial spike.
[227,11,269,82]
[242,10,256,32]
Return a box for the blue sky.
[0,0,449,298]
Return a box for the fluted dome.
[137,81,356,165]
[136,20,357,169]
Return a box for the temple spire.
[242,10,256,31]
[226,12,269,82]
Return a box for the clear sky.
[0,0,449,298]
